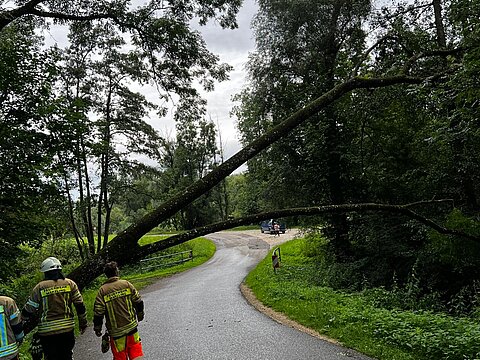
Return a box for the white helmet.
[40,257,62,273]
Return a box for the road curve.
[74,231,373,359]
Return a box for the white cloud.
[192,0,257,171]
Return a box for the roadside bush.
[362,283,445,313]
[416,210,480,314]
[373,310,480,359]
[300,228,327,257]
[300,210,480,315]
[18,236,82,273]
[0,237,81,304]
[300,230,364,289]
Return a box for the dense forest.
[234,0,480,308]
[1,0,480,314]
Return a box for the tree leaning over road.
[1,1,478,289]
[66,1,474,289]
[68,70,463,289]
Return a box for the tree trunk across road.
[74,230,373,359]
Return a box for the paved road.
[74,231,373,359]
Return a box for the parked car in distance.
[260,219,286,234]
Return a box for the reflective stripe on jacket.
[0,296,22,360]
[23,278,84,335]
[94,277,142,338]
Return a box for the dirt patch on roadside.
[237,228,303,248]
[240,282,339,345]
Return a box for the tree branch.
[403,48,464,74]
[352,34,394,76]
[0,1,126,31]
[1,0,45,30]
[403,199,455,209]
[384,3,431,21]
[137,202,478,258]
[28,8,118,22]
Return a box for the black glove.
[101,333,110,353]
[22,318,37,335]
[137,311,144,322]
[94,327,103,337]
[79,314,88,334]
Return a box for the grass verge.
[245,238,480,360]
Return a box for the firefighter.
[94,261,144,360]
[0,295,24,360]
[22,256,87,360]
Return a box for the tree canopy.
[234,0,480,292]
[2,0,480,296]
[0,0,241,263]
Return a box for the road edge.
[239,281,340,345]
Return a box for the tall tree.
[0,23,66,279]
[159,95,221,229]
[320,0,480,289]
[234,0,372,258]
[52,21,165,257]
[0,0,243,260]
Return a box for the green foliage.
[234,0,372,219]
[297,210,480,315]
[373,310,480,360]
[362,273,446,313]
[246,238,480,360]
[114,109,225,231]
[413,210,480,313]
[225,174,265,217]
[0,237,84,305]
[0,24,68,280]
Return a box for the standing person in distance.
[0,295,24,360]
[273,222,280,236]
[22,256,87,360]
[94,261,145,360]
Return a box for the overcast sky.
[39,0,402,170]
[193,0,257,159]
[139,0,258,172]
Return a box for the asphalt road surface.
[74,231,373,360]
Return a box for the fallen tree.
[70,200,479,289]
[65,52,465,289]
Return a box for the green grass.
[137,234,170,246]
[245,238,480,360]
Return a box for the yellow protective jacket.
[0,296,23,360]
[93,277,143,338]
[23,278,86,336]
